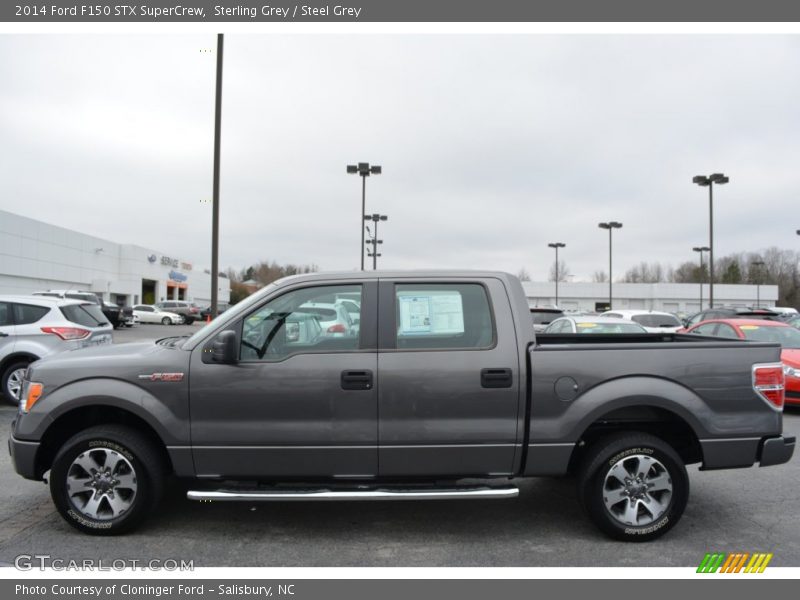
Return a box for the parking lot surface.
[1,323,799,567]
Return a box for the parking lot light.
[347,162,382,270]
[598,222,622,310]
[752,260,765,308]
[692,246,711,310]
[547,242,566,305]
[364,214,388,270]
[693,173,729,308]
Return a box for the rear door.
[376,277,521,477]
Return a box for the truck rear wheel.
[577,432,688,542]
[49,425,165,535]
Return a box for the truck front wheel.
[49,425,165,535]
[577,432,689,542]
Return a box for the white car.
[0,295,113,403]
[601,309,683,333]
[297,302,356,337]
[132,305,184,325]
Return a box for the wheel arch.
[567,403,703,473]
[35,405,175,479]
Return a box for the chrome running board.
[187,485,518,502]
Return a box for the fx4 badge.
[137,373,185,382]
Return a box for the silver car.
[0,296,113,404]
[544,315,648,334]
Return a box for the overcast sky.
[1,34,799,281]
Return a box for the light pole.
[347,162,382,270]
[548,242,566,306]
[210,33,224,318]
[753,260,765,307]
[598,222,622,310]
[693,173,729,309]
[692,246,710,310]
[364,213,388,270]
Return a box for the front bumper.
[8,430,41,480]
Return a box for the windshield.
[739,325,800,349]
[184,282,278,348]
[576,322,647,334]
[631,314,682,328]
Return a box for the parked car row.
[0,295,113,404]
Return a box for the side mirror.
[212,330,238,364]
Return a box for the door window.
[240,285,362,361]
[716,324,740,339]
[393,283,494,350]
[12,303,50,325]
[692,323,718,336]
[0,302,12,326]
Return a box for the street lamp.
[364,213,388,270]
[693,173,729,308]
[752,260,765,308]
[347,162,382,270]
[598,222,622,310]
[547,242,566,306]
[692,246,710,310]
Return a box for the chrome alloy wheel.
[6,367,26,400]
[602,454,673,526]
[66,449,138,520]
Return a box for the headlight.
[783,364,800,378]
[20,381,44,413]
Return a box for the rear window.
[631,314,682,328]
[13,303,50,325]
[296,307,337,320]
[61,304,108,327]
[394,283,494,350]
[531,310,563,324]
[739,325,800,349]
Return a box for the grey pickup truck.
[8,271,795,541]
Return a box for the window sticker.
[398,292,465,336]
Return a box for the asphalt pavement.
[1,323,798,567]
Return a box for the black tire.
[576,432,689,542]
[161,317,171,325]
[1,360,30,406]
[184,318,194,325]
[49,425,166,535]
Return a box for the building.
[0,209,230,307]
[523,280,779,314]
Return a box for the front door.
[377,278,521,477]
[189,281,378,479]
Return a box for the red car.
[686,318,800,406]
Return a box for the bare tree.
[517,268,531,282]
[592,270,608,283]
[548,260,571,283]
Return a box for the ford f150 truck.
[8,271,795,540]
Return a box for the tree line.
[226,260,319,304]
[610,247,798,307]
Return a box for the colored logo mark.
[697,552,773,573]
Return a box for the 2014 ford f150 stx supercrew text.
[8,271,795,540]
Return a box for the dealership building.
[523,280,779,314]
[0,209,230,307]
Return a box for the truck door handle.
[481,368,513,389]
[341,370,373,391]
[0,332,7,337]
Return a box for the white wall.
[0,209,230,305]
